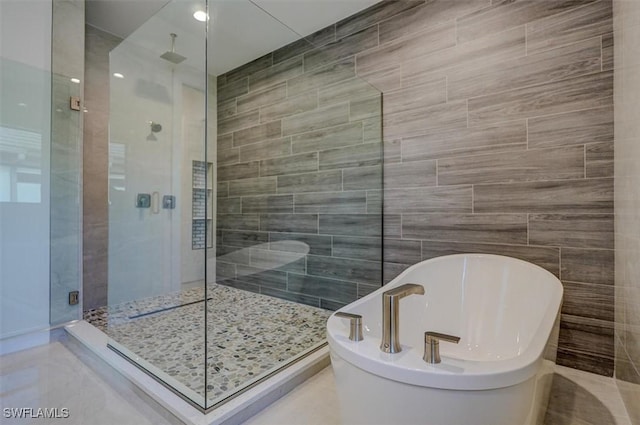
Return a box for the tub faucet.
[423,331,460,364]
[380,283,425,353]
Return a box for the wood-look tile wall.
[216,34,384,310]
[217,0,615,376]
[83,25,122,310]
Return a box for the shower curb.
[65,320,330,425]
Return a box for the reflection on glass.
[0,96,44,204]
[0,124,43,202]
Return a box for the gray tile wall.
[218,0,615,376]
[83,25,122,310]
[215,28,383,311]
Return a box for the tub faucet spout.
[380,283,425,353]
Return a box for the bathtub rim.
[327,253,563,391]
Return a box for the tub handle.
[335,312,364,342]
[423,331,460,364]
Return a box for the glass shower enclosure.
[100,0,383,411]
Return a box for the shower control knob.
[163,195,176,209]
[136,193,151,208]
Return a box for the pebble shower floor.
[84,284,330,402]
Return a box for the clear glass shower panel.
[105,0,209,409]
[50,0,84,326]
[207,0,383,409]
[102,0,383,410]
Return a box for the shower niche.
[99,0,383,412]
[191,160,212,250]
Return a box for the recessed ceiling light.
[113,72,124,79]
[193,10,208,22]
[70,78,80,84]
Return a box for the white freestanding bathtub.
[327,254,563,425]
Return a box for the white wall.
[0,0,52,338]
[0,1,52,71]
[107,38,210,304]
[108,41,177,305]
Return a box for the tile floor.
[247,364,634,425]
[83,284,330,403]
[0,332,181,425]
[0,331,634,425]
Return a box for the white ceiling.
[86,0,379,76]
[86,0,170,40]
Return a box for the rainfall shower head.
[160,33,186,64]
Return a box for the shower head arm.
[160,33,186,64]
[169,33,177,53]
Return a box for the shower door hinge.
[68,290,79,305]
[70,96,81,111]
